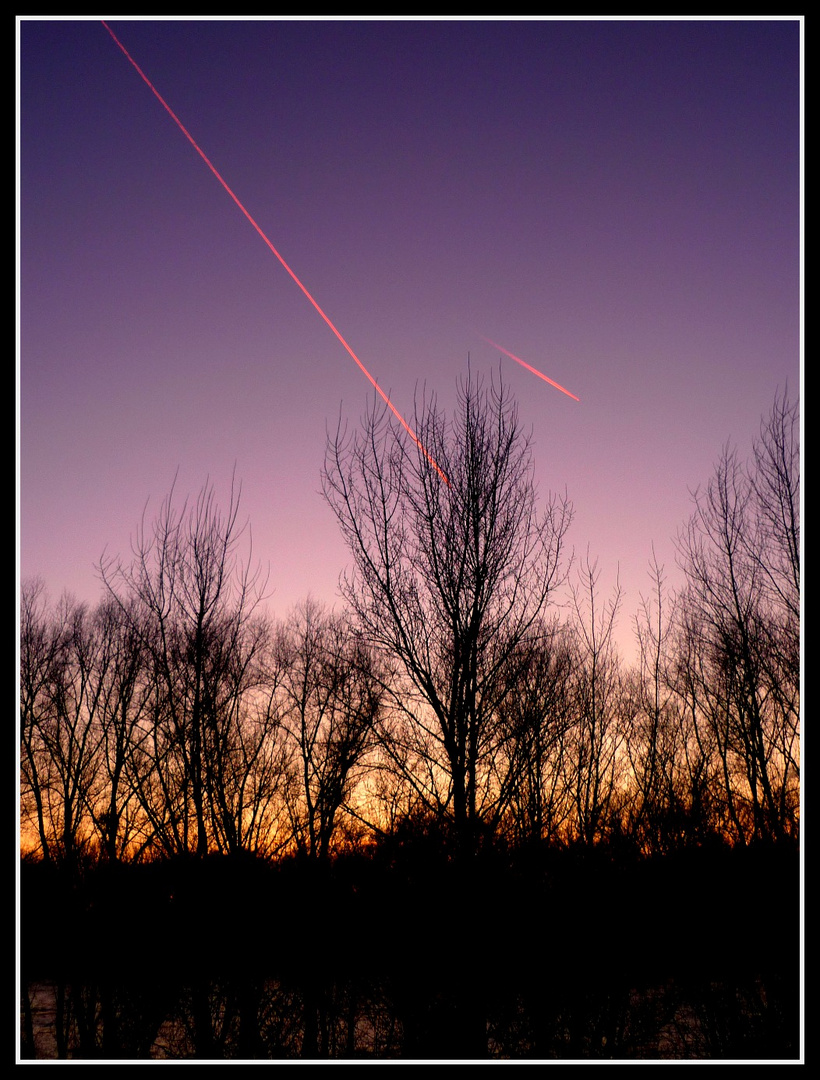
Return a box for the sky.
[18,17,802,663]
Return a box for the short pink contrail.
[479,336,580,402]
[101,21,449,485]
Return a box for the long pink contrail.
[480,336,580,402]
[101,21,449,485]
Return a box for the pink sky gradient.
[19,17,801,662]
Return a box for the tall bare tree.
[20,585,105,867]
[625,554,693,853]
[20,578,65,863]
[322,371,572,853]
[83,597,154,862]
[675,390,800,843]
[100,475,269,857]
[565,556,624,846]
[20,578,59,864]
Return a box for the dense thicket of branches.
[19,386,800,1059]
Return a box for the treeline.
[20,381,800,867]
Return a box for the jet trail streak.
[101,21,449,484]
[480,336,580,402]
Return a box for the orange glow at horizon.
[480,336,580,402]
[101,21,449,486]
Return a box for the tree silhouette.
[492,616,575,846]
[20,578,63,863]
[322,371,572,855]
[100,475,270,857]
[20,585,105,868]
[625,554,691,853]
[565,556,624,845]
[276,599,383,860]
[675,391,800,843]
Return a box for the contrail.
[479,335,580,402]
[101,21,449,485]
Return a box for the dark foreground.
[20,840,800,1060]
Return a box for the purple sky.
[19,17,801,662]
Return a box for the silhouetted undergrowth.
[20,836,799,1060]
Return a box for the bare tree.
[491,617,575,846]
[276,599,383,860]
[100,475,269,857]
[322,371,572,854]
[565,556,625,846]
[675,390,800,843]
[20,578,65,863]
[19,586,106,868]
[625,553,693,853]
[750,389,800,630]
[748,390,800,817]
[667,605,743,843]
[81,597,155,862]
[206,645,292,859]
